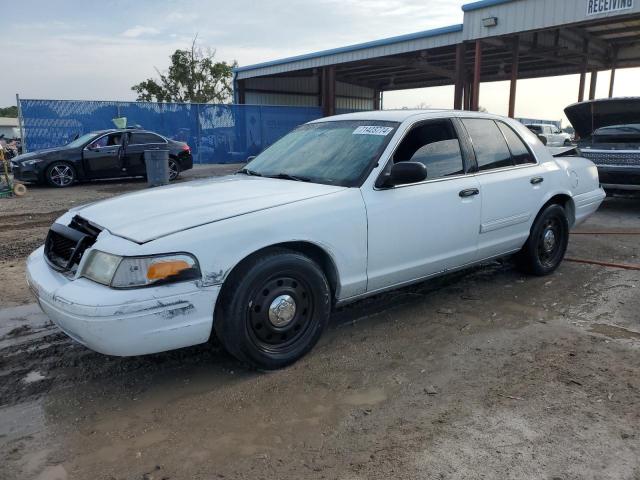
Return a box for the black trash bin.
[144,149,170,187]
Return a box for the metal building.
[233,0,640,117]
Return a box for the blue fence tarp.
[19,99,324,164]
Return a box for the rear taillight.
[182,144,190,152]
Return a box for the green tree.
[0,106,18,117]
[132,37,236,103]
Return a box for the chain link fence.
[18,99,323,164]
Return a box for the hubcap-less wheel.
[168,159,179,181]
[537,217,563,268]
[248,275,313,353]
[50,165,74,187]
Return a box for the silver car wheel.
[49,164,74,187]
[168,159,179,181]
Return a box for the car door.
[460,118,547,260]
[124,132,169,176]
[82,132,125,178]
[362,118,482,292]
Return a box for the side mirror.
[537,134,548,146]
[378,162,428,188]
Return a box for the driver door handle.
[459,188,480,198]
[530,176,544,185]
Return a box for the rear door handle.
[459,188,480,198]
[530,176,544,185]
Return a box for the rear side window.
[497,122,535,165]
[393,120,464,180]
[462,119,513,171]
[130,132,166,145]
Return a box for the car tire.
[563,139,572,146]
[516,204,569,276]
[214,248,331,370]
[168,158,180,181]
[45,162,76,188]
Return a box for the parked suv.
[11,128,193,187]
[566,98,640,194]
[525,124,572,147]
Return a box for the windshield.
[527,125,542,133]
[66,132,99,148]
[243,120,399,186]
[593,124,640,136]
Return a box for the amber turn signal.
[146,260,191,280]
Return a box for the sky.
[1,0,638,125]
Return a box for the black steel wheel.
[168,158,180,181]
[247,275,315,355]
[46,162,76,188]
[516,204,569,276]
[215,248,331,370]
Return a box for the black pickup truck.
[566,98,640,194]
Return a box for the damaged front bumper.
[26,246,220,356]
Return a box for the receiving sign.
[587,0,633,15]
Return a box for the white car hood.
[72,175,346,243]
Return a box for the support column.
[373,89,381,110]
[464,77,472,111]
[589,70,598,100]
[508,37,520,118]
[472,40,482,111]
[578,39,589,102]
[321,66,336,117]
[609,49,618,98]
[609,69,616,98]
[236,79,246,104]
[454,43,466,110]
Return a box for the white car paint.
[26,110,605,357]
[526,123,572,147]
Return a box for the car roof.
[89,128,160,136]
[310,109,515,124]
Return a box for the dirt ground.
[0,171,639,480]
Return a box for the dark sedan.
[11,129,193,187]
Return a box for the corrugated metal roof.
[462,0,517,12]
[235,24,463,77]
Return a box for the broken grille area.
[44,216,101,272]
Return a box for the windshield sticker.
[353,126,394,136]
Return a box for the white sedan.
[27,110,605,369]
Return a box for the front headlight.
[81,250,200,288]
[23,159,42,166]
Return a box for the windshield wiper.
[266,172,311,182]
[237,167,263,177]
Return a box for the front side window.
[462,118,513,171]
[393,120,464,179]
[244,120,398,187]
[497,122,535,165]
[89,133,121,149]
